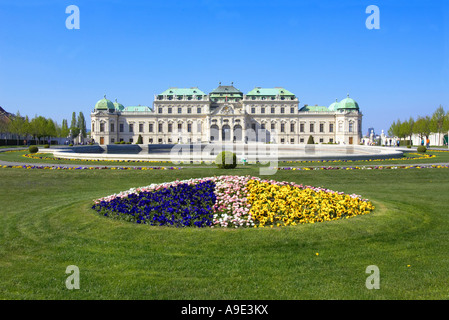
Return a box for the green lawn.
[1,165,448,299]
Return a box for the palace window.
[251,107,255,114]
[320,138,324,143]
[100,123,104,132]
[149,123,154,132]
[168,123,173,133]
[281,107,285,114]
[139,123,144,133]
[300,123,304,132]
[329,123,334,133]
[158,107,162,114]
[310,123,314,132]
[291,138,295,144]
[349,122,354,133]
[261,107,265,114]
[168,107,172,114]
[261,123,265,130]
[187,108,191,114]
[197,122,202,132]
[290,123,295,133]
[158,123,163,133]
[178,123,182,132]
[197,107,201,114]
[92,123,94,132]
[149,138,153,144]
[291,107,295,113]
[281,123,285,133]
[320,123,324,133]
[110,123,114,133]
[178,107,182,114]
[271,107,275,114]
[119,123,124,132]
[271,123,275,130]
[300,138,304,143]
[187,123,192,133]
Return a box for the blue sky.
[0,0,448,135]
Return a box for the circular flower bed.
[92,175,375,228]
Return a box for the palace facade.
[90,83,363,145]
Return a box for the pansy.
[92,175,377,228]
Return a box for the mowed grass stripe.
[0,167,448,299]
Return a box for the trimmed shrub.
[69,143,73,146]
[215,151,237,169]
[307,135,315,144]
[29,146,39,153]
[417,145,427,153]
[136,135,143,144]
[44,144,50,148]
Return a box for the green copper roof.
[246,87,295,96]
[113,99,125,111]
[210,83,243,97]
[123,106,153,112]
[337,94,359,110]
[95,95,115,111]
[328,99,340,111]
[159,87,206,96]
[299,105,329,112]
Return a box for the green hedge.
[417,145,427,153]
[307,135,315,144]
[29,146,39,153]
[215,151,237,169]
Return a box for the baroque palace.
[90,83,362,145]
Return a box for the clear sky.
[0,0,448,135]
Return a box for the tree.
[9,111,26,145]
[387,120,396,137]
[77,112,86,140]
[399,119,410,143]
[405,117,414,145]
[413,116,431,142]
[388,119,402,139]
[60,119,70,138]
[29,116,47,144]
[70,112,80,140]
[0,118,9,144]
[430,105,447,145]
[23,115,31,143]
[45,118,57,143]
